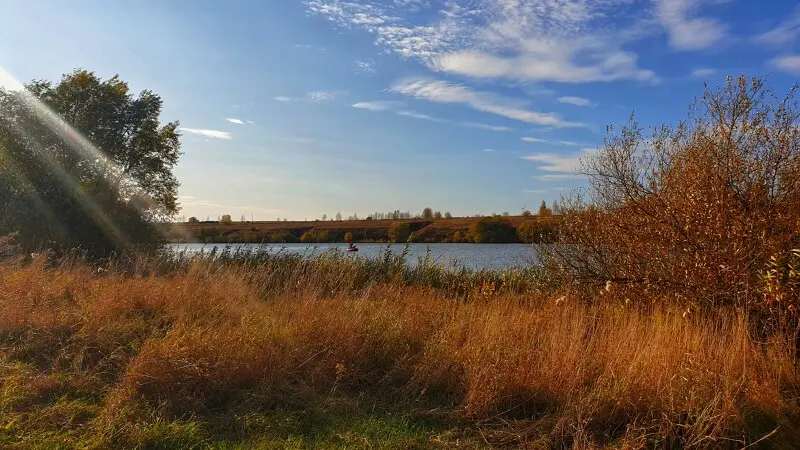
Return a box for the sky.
[1,0,799,220]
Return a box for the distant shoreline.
[164,215,561,245]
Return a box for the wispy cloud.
[755,7,800,45]
[180,128,232,140]
[226,118,245,125]
[691,68,717,78]
[521,137,549,144]
[390,78,584,128]
[557,96,594,107]
[656,0,728,51]
[356,59,376,73]
[523,189,547,194]
[307,0,659,84]
[397,110,446,122]
[772,55,800,74]
[522,148,597,180]
[355,98,513,131]
[274,90,345,103]
[463,122,513,132]
[483,148,495,152]
[352,101,397,111]
[522,137,583,147]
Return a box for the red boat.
[346,244,358,252]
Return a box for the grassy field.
[0,252,797,448]
[168,215,557,244]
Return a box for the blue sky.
[1,0,799,220]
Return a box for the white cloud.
[755,8,800,45]
[522,148,597,179]
[246,120,255,125]
[274,91,345,103]
[180,128,232,140]
[355,98,513,131]
[226,118,244,125]
[522,137,549,144]
[691,68,717,78]
[523,189,547,194]
[463,122,513,132]
[356,59,376,73]
[483,148,495,152]
[306,0,659,84]
[390,78,584,128]
[772,55,800,74]
[522,137,583,146]
[557,96,594,107]
[352,101,397,111]
[397,110,447,122]
[656,0,728,51]
[307,91,344,102]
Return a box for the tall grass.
[0,255,797,448]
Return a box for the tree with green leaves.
[0,69,181,256]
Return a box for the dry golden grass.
[0,257,798,448]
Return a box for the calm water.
[169,243,541,270]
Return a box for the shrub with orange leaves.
[549,76,800,310]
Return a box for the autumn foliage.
[550,76,800,313]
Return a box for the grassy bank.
[0,253,798,448]
[167,215,561,244]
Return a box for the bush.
[388,223,411,243]
[469,217,518,243]
[300,230,330,243]
[549,76,800,308]
[517,220,556,244]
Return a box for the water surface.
[169,243,540,271]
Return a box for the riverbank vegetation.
[0,250,798,448]
[1,71,799,447]
[168,215,562,245]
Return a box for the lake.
[169,243,542,271]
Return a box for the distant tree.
[388,222,411,243]
[444,211,453,219]
[469,217,518,243]
[502,211,510,217]
[422,207,434,219]
[366,216,373,220]
[220,214,233,225]
[344,232,353,244]
[522,209,532,217]
[322,214,327,221]
[335,212,342,221]
[434,211,442,219]
[0,69,181,256]
[240,214,246,222]
[187,217,199,223]
[538,200,552,217]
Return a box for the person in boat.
[347,242,357,250]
